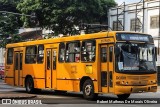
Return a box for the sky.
[115,0,141,5]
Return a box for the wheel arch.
[80,76,92,91]
[24,75,33,87]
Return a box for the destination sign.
[116,33,153,43]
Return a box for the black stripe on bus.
[56,78,97,81]
[5,77,14,78]
[56,78,80,81]
[33,78,45,79]
[21,77,45,79]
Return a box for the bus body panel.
[114,73,157,94]
[4,31,157,98]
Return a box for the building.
[0,28,52,68]
[19,28,42,40]
[108,0,160,84]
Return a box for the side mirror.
[115,46,121,56]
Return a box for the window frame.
[130,18,141,31]
[109,46,113,62]
[7,48,13,65]
[150,15,159,29]
[37,44,44,64]
[15,53,18,70]
[25,45,37,64]
[100,47,107,63]
[58,42,65,63]
[81,39,96,63]
[65,41,81,63]
[112,20,123,31]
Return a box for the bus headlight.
[116,81,128,85]
[151,80,157,84]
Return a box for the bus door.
[14,51,23,86]
[45,48,57,89]
[99,44,114,93]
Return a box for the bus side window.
[101,47,107,62]
[65,41,80,62]
[58,43,65,62]
[7,48,13,64]
[37,45,44,63]
[81,40,96,62]
[109,46,113,62]
[47,51,50,70]
[25,46,37,64]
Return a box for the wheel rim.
[26,79,32,92]
[85,84,92,96]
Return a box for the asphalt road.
[0,79,160,107]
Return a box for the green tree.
[0,0,22,47]
[17,0,116,35]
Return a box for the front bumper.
[114,85,157,95]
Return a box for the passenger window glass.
[25,46,37,64]
[37,45,44,63]
[59,43,65,62]
[7,48,13,64]
[66,41,80,62]
[15,53,18,70]
[109,46,113,62]
[53,50,56,70]
[47,51,51,70]
[101,47,107,62]
[20,53,23,70]
[81,40,96,62]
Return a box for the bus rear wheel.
[117,94,130,99]
[82,79,97,100]
[25,77,34,93]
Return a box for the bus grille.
[131,80,148,86]
[127,76,139,80]
[127,76,150,80]
[140,76,150,80]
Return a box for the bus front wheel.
[82,79,97,100]
[25,77,34,93]
[117,94,130,99]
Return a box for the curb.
[0,93,36,99]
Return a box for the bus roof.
[6,31,150,48]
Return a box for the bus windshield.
[115,42,156,73]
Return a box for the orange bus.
[5,31,157,100]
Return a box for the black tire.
[82,79,97,100]
[117,94,130,100]
[25,77,35,93]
